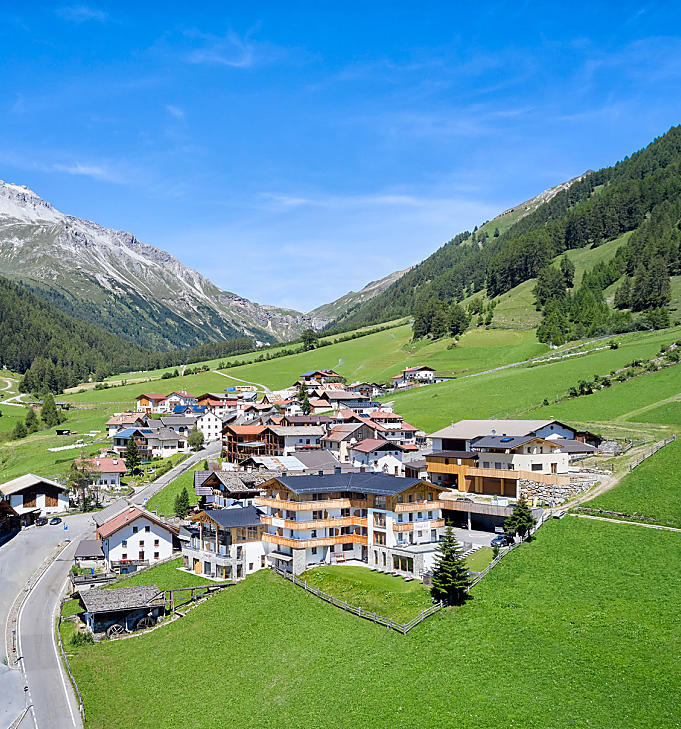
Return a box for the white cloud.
[165,104,185,119]
[51,162,124,182]
[184,30,256,68]
[55,5,108,23]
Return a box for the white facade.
[197,411,223,443]
[91,471,123,489]
[146,434,189,458]
[101,515,175,568]
[477,448,570,475]
[350,449,404,476]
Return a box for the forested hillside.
[331,125,681,332]
[0,276,255,393]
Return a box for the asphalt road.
[1,514,93,729]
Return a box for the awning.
[268,551,293,562]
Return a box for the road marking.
[51,578,77,727]
[16,541,74,729]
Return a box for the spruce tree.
[125,437,141,474]
[301,389,311,415]
[174,487,191,518]
[613,277,631,309]
[560,254,575,288]
[430,526,471,606]
[448,303,469,337]
[504,495,537,540]
[25,407,39,433]
[40,392,60,427]
[13,421,27,439]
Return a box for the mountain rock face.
[0,181,332,350]
[308,267,413,322]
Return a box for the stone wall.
[518,478,591,505]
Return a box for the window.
[139,551,144,561]
[122,553,127,560]
[154,539,159,547]
[374,495,386,509]
[417,531,423,537]
[342,543,353,551]
[249,563,254,571]
[247,526,258,540]
[261,555,266,567]
[397,494,403,503]
[153,552,159,559]
[373,531,386,546]
[311,547,318,555]
[145,525,150,532]
[483,461,490,469]
[311,530,317,538]
[139,540,144,547]
[428,511,433,519]
[133,526,138,534]
[531,463,543,471]
[408,494,414,503]
[122,539,127,547]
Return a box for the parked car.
[49,517,62,525]
[491,533,514,548]
[455,497,473,502]
[35,517,48,527]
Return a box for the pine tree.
[301,389,311,415]
[40,392,61,427]
[534,266,566,308]
[613,277,631,309]
[174,487,191,518]
[25,407,39,433]
[560,254,575,288]
[430,526,471,606]
[13,420,27,439]
[493,227,500,237]
[504,495,537,540]
[430,305,449,339]
[125,437,141,474]
[448,303,469,337]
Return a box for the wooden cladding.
[261,515,367,530]
[254,496,370,511]
[263,533,368,549]
[392,519,445,532]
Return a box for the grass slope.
[61,325,546,404]
[108,557,213,591]
[146,465,201,517]
[388,326,681,432]
[67,518,681,729]
[299,565,432,622]
[584,439,681,528]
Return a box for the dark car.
[35,517,48,527]
[455,497,473,502]
[49,517,62,525]
[491,533,514,548]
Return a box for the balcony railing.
[394,501,447,512]
[255,496,370,511]
[260,515,367,530]
[263,533,368,549]
[393,518,445,532]
[111,559,149,569]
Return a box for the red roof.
[351,438,403,454]
[98,506,178,539]
[137,393,166,401]
[226,424,266,435]
[76,457,126,474]
[401,444,419,450]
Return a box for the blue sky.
[2,2,681,311]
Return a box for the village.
[1,363,613,641]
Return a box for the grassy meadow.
[583,439,681,528]
[108,558,214,591]
[146,464,202,516]
[65,517,681,729]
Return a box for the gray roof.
[160,416,198,427]
[81,585,162,614]
[275,472,423,496]
[147,427,187,442]
[268,426,325,437]
[93,498,132,527]
[0,473,67,497]
[553,439,597,454]
[293,450,342,470]
[75,539,104,559]
[429,419,557,440]
[472,435,538,450]
[427,451,478,460]
[202,506,262,529]
[194,470,269,496]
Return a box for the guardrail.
[270,565,444,635]
[628,434,676,471]
[56,607,86,723]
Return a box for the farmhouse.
[194,470,267,507]
[74,457,127,489]
[392,365,435,387]
[136,393,167,414]
[0,474,69,516]
[196,410,223,442]
[97,505,179,574]
[183,506,270,580]
[106,412,149,437]
[348,439,405,475]
[256,472,447,576]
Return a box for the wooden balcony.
[394,501,446,512]
[254,496,370,511]
[261,515,367,530]
[392,518,445,532]
[263,533,368,549]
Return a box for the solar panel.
[500,436,513,442]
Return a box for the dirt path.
[570,513,681,533]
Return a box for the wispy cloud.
[51,161,123,182]
[55,5,108,23]
[165,104,185,119]
[184,30,257,68]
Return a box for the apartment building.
[255,472,447,576]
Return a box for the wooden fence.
[270,565,444,635]
[629,434,676,471]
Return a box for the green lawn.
[66,517,681,728]
[145,464,201,516]
[583,439,681,528]
[108,558,216,591]
[61,598,83,618]
[465,546,493,572]
[625,399,681,427]
[298,565,433,623]
[388,326,681,431]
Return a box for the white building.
[0,474,69,516]
[349,439,404,476]
[196,411,223,443]
[471,435,570,475]
[97,505,178,573]
[75,457,127,489]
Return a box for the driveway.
[1,514,94,729]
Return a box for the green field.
[465,546,494,572]
[388,326,681,432]
[625,399,681,426]
[582,439,681,528]
[65,517,681,728]
[146,465,202,517]
[299,565,432,623]
[108,557,216,591]
[61,325,547,405]
[0,404,115,481]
